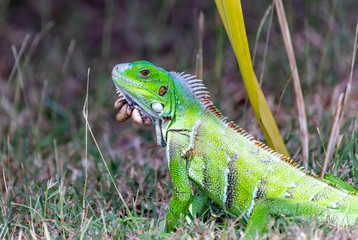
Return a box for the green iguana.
[111,60,358,237]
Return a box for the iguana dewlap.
[111,60,358,237]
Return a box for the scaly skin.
[111,61,358,237]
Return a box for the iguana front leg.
[165,132,192,231]
[245,198,326,238]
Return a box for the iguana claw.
[114,97,151,127]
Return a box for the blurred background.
[0,0,357,237]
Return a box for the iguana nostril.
[112,63,130,74]
[112,65,118,75]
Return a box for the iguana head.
[111,60,175,121]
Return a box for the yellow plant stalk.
[215,0,289,156]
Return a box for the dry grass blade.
[7,34,30,84]
[215,0,289,156]
[81,68,90,229]
[82,70,138,228]
[196,11,204,80]
[258,3,274,86]
[342,21,358,120]
[274,0,309,168]
[80,218,92,240]
[62,40,76,74]
[43,222,50,240]
[252,4,273,67]
[319,93,345,178]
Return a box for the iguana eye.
[158,86,167,96]
[140,69,150,78]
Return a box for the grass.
[0,0,358,239]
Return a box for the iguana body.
[111,61,358,237]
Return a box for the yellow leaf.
[215,0,289,156]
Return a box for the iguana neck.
[167,73,207,129]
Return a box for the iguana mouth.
[112,64,154,126]
[114,85,152,127]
